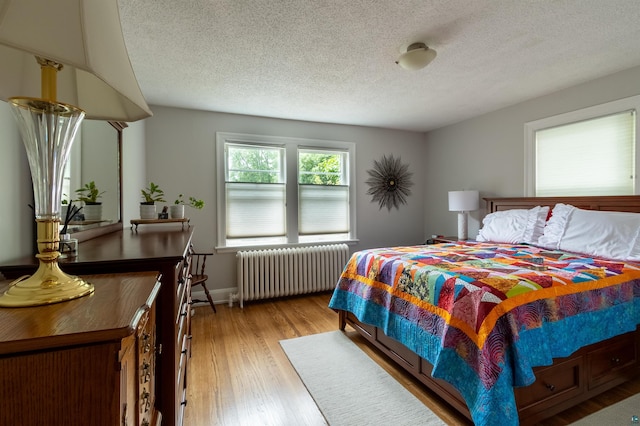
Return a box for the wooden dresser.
[0,227,194,426]
[0,272,160,426]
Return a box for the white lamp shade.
[397,43,437,71]
[0,0,152,121]
[448,190,479,212]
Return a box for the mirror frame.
[71,121,127,242]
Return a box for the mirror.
[65,121,125,242]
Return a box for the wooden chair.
[189,247,216,313]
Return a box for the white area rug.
[570,393,640,425]
[279,330,446,426]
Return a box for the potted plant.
[60,194,71,222]
[170,194,205,219]
[75,181,105,221]
[140,182,166,219]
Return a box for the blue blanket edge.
[329,288,640,426]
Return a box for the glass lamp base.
[2,97,91,307]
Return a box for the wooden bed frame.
[338,195,640,425]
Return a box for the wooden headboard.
[485,195,640,214]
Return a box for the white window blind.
[226,182,286,238]
[299,185,349,234]
[535,110,636,196]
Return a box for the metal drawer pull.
[140,389,150,412]
[545,383,556,392]
[611,357,621,365]
[141,361,151,383]
[142,333,152,353]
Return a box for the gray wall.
[424,65,640,240]
[142,107,427,296]
[122,119,147,225]
[0,102,42,266]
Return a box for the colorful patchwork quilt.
[328,242,640,426]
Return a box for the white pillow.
[537,203,640,261]
[476,206,549,244]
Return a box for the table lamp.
[0,0,152,307]
[448,190,479,241]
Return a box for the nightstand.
[426,236,456,244]
[425,236,471,244]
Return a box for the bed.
[329,196,640,426]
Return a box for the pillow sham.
[537,203,640,261]
[476,205,549,244]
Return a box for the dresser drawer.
[587,332,637,389]
[176,300,189,352]
[138,302,157,426]
[176,259,189,319]
[515,356,583,411]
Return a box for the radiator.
[236,244,349,307]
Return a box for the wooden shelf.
[130,218,190,230]
[68,220,108,225]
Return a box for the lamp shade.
[396,42,437,71]
[448,190,479,212]
[0,0,152,121]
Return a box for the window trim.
[524,95,640,196]
[215,132,357,251]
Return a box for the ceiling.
[118,0,640,132]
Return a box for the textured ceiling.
[118,0,640,132]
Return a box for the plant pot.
[83,203,103,221]
[169,205,185,219]
[140,203,156,219]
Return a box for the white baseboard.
[190,286,237,307]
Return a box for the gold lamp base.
[0,219,94,308]
[0,264,94,308]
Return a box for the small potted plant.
[170,194,205,219]
[140,182,166,219]
[75,181,105,221]
[60,194,71,222]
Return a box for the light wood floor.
[184,292,640,426]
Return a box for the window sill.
[215,239,359,254]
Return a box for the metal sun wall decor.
[366,154,414,211]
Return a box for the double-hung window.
[525,95,639,196]
[216,132,356,249]
[225,143,286,242]
[298,148,350,242]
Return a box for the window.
[525,96,640,196]
[216,133,356,249]
[298,148,349,241]
[225,143,285,240]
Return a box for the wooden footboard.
[339,310,640,425]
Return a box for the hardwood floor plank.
[184,293,640,426]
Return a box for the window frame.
[298,147,351,239]
[216,132,357,251]
[524,95,640,196]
